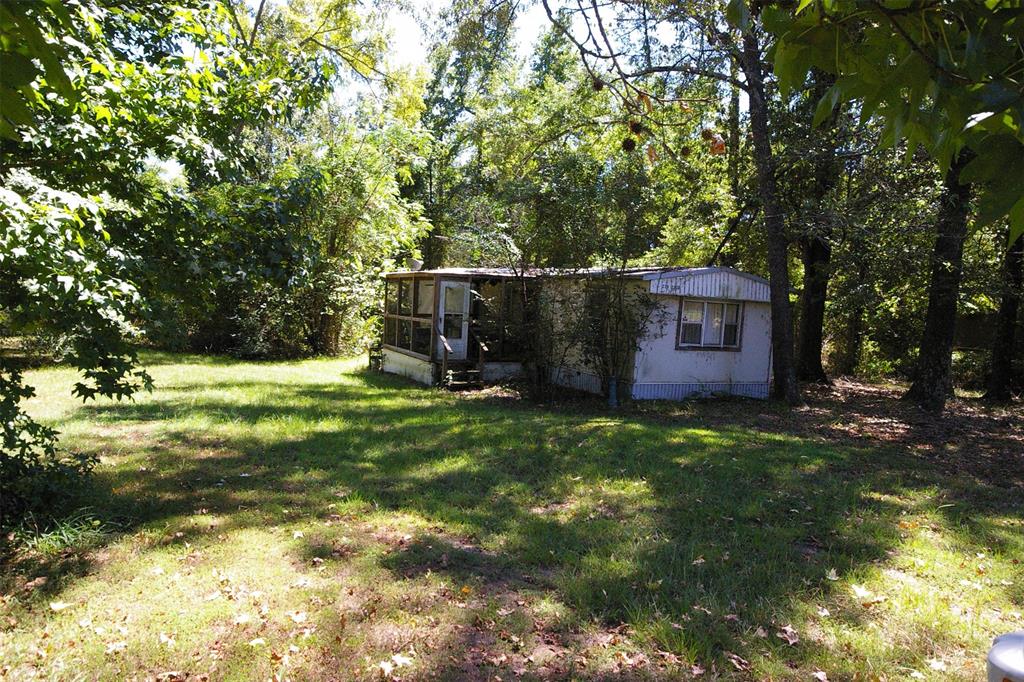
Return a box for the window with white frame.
[677,299,742,349]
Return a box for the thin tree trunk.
[905,151,973,413]
[740,30,800,405]
[984,229,1023,401]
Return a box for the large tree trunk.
[905,152,973,413]
[740,30,800,405]
[795,72,840,383]
[796,235,831,382]
[984,229,1023,401]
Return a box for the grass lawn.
[1,354,1022,680]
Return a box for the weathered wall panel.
[382,349,435,386]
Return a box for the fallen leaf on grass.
[49,602,71,612]
[690,663,705,676]
[927,659,947,671]
[691,555,705,565]
[287,611,307,623]
[105,641,127,655]
[232,613,252,625]
[159,632,175,648]
[812,671,828,681]
[776,624,799,646]
[825,568,839,581]
[249,637,266,647]
[724,652,750,671]
[392,653,414,667]
[378,651,415,678]
[155,672,187,682]
[817,607,831,618]
[851,584,886,606]
[292,531,304,539]
[754,626,768,638]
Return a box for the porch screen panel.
[411,320,431,355]
[386,280,399,314]
[398,279,413,316]
[384,276,430,356]
[415,280,434,317]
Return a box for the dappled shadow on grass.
[7,364,1023,678]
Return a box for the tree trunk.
[905,152,973,413]
[740,30,800,405]
[834,255,867,376]
[795,72,840,383]
[984,229,1023,401]
[796,235,831,382]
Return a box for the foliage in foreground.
[0,0,427,520]
[1,354,1020,679]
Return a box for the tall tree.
[769,0,1024,410]
[540,0,803,404]
[905,152,974,412]
[793,71,842,383]
[985,226,1023,401]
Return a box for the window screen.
[679,301,704,345]
[723,304,740,346]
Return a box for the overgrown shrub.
[1,365,97,530]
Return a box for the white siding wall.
[631,297,772,399]
[382,349,435,386]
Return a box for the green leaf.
[0,84,36,128]
[726,0,750,32]
[93,104,112,124]
[0,52,39,88]
[4,2,75,101]
[812,84,841,127]
[1010,197,1024,247]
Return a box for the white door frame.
[438,280,470,360]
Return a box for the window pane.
[703,303,724,346]
[415,280,434,317]
[444,313,463,339]
[386,280,398,314]
[679,301,703,345]
[680,323,702,345]
[444,284,465,313]
[723,304,740,346]
[398,279,412,316]
[411,320,431,355]
[384,316,396,346]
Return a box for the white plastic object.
[989,631,1024,682]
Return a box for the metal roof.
[384,265,770,288]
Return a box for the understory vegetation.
[1,354,1021,680]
